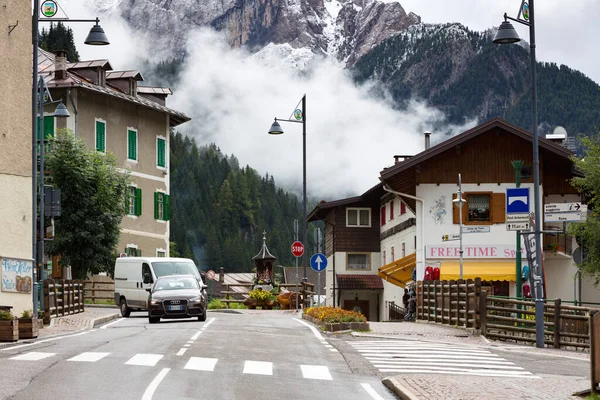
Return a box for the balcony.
[543,231,574,259]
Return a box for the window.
[95,120,106,152]
[127,186,142,216]
[400,202,406,215]
[346,208,371,227]
[154,192,171,221]
[125,246,141,257]
[414,236,417,250]
[157,137,166,168]
[383,250,386,266]
[380,205,386,226]
[389,200,394,220]
[391,246,395,262]
[347,253,370,271]
[127,129,137,161]
[402,242,406,258]
[37,116,54,153]
[453,192,506,225]
[157,249,166,257]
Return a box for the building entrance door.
[344,300,370,321]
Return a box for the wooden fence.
[83,278,115,304]
[221,282,315,309]
[42,279,85,324]
[416,278,483,329]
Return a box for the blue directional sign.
[310,253,328,272]
[506,188,530,214]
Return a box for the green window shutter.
[154,192,159,220]
[37,116,54,140]
[128,130,137,160]
[96,121,106,152]
[157,138,166,168]
[135,188,142,216]
[165,194,171,221]
[136,249,142,257]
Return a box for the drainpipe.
[67,89,78,137]
[324,218,336,307]
[383,185,425,281]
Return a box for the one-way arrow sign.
[310,253,328,272]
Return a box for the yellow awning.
[378,253,416,288]
[439,261,516,281]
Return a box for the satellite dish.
[553,126,567,138]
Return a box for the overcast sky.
[59,0,599,201]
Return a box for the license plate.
[169,305,182,311]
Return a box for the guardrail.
[42,279,85,324]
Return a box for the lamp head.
[84,20,110,45]
[493,20,521,44]
[268,120,284,135]
[53,102,70,118]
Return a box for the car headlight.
[189,296,203,302]
[150,299,160,305]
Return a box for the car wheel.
[149,317,160,324]
[120,298,131,318]
[198,312,207,322]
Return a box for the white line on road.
[0,331,90,351]
[377,368,540,378]
[183,344,191,348]
[176,348,187,356]
[125,354,163,367]
[243,361,273,376]
[294,318,325,341]
[201,318,216,330]
[100,318,124,329]
[190,331,203,341]
[67,352,111,362]
[9,352,56,361]
[300,365,333,380]
[141,368,170,400]
[184,357,219,371]
[186,341,194,344]
[361,383,385,400]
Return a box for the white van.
[113,257,206,317]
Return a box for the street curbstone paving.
[91,313,121,328]
[382,377,419,400]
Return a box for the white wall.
[380,197,416,266]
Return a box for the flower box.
[18,317,39,339]
[302,313,369,332]
[0,319,19,342]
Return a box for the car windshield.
[154,276,199,291]
[152,261,203,283]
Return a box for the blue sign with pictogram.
[310,253,328,272]
[506,188,530,214]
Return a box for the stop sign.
[291,241,304,257]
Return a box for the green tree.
[39,22,80,62]
[569,135,600,282]
[169,242,180,257]
[45,130,130,279]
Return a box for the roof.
[308,183,383,221]
[38,49,190,127]
[67,59,113,70]
[380,117,573,180]
[252,232,277,261]
[336,274,384,290]
[106,70,144,80]
[138,86,173,95]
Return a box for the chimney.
[55,50,68,80]
[219,267,224,283]
[424,131,431,150]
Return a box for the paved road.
[0,312,395,400]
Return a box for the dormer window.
[347,207,371,227]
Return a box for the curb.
[91,313,121,328]
[382,377,419,400]
[85,304,118,309]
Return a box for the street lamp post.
[268,94,308,287]
[32,0,109,317]
[452,174,466,280]
[494,0,545,348]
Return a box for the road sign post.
[507,187,531,301]
[206,270,215,302]
[310,254,328,307]
[442,234,460,242]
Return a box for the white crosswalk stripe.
[349,340,540,379]
[7,351,334,380]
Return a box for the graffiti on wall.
[1,258,33,293]
[429,196,447,225]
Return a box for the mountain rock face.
[109,0,420,65]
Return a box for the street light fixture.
[31,0,109,318]
[452,173,466,280]
[494,0,545,348]
[268,94,308,287]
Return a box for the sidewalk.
[38,306,120,338]
[353,320,590,400]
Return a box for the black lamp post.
[494,0,545,348]
[32,0,109,317]
[268,95,308,285]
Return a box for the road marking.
[184,357,218,371]
[67,352,110,362]
[9,352,56,361]
[361,383,385,400]
[183,344,191,348]
[176,348,187,356]
[125,353,163,367]
[294,318,325,341]
[243,361,273,376]
[201,318,216,330]
[369,360,521,369]
[0,331,89,351]
[186,341,194,344]
[99,318,124,329]
[141,368,170,400]
[377,368,540,378]
[300,365,332,380]
[330,349,338,352]
[190,331,203,340]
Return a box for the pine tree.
[39,22,80,62]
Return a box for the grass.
[85,299,115,305]
[586,394,600,400]
[207,299,248,310]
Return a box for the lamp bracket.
[38,17,99,23]
[274,117,303,125]
[504,13,530,27]
[8,20,18,34]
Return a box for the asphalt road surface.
[0,311,396,400]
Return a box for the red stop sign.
[291,241,304,257]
